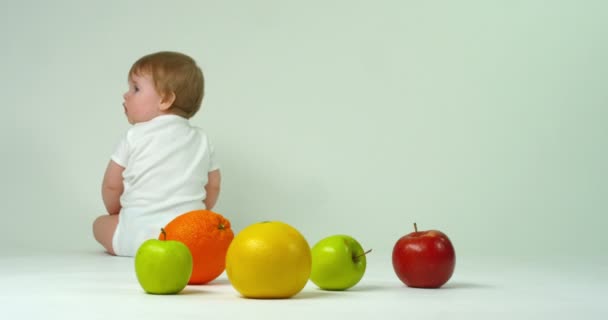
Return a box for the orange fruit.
[161,210,234,284]
[225,221,312,298]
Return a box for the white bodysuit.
[110,115,218,256]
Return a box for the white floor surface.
[1,251,606,319]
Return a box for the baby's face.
[123,73,165,124]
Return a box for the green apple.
[310,234,371,290]
[134,229,193,294]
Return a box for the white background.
[1,0,606,261]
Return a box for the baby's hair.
[129,51,204,118]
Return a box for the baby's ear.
[159,92,176,111]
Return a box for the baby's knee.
[92,215,107,234]
[92,215,118,255]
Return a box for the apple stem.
[414,222,418,233]
[354,249,373,260]
[161,228,167,241]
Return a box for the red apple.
[392,223,455,288]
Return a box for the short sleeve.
[208,140,219,172]
[110,134,129,168]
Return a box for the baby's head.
[128,51,204,119]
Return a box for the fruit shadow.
[341,284,387,292]
[203,278,231,286]
[178,287,210,295]
[235,290,336,300]
[292,290,337,299]
[440,281,496,290]
[297,285,386,297]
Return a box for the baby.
[93,51,220,257]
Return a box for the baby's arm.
[102,160,125,215]
[204,169,221,210]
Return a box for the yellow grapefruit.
[225,221,312,299]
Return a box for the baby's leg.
[93,215,119,255]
